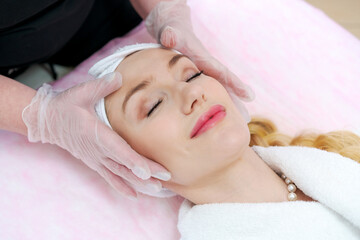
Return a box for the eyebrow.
[168,54,189,68]
[122,79,151,112]
[122,53,190,113]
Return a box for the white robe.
[178,146,360,240]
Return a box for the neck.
[173,146,292,205]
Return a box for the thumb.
[73,72,123,106]
[228,91,251,123]
[90,72,123,104]
[160,26,178,48]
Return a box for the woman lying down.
[89,43,360,239]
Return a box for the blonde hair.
[248,117,360,163]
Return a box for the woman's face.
[105,48,250,188]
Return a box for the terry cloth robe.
[177,146,360,240]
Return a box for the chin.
[211,123,250,159]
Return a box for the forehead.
[114,48,182,91]
[109,48,179,105]
[116,48,176,75]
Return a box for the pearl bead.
[287,183,297,192]
[280,172,298,201]
[285,178,292,184]
[288,192,297,201]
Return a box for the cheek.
[137,118,199,184]
[131,114,185,167]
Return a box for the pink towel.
[1,0,359,239]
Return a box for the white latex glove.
[22,72,170,200]
[146,0,255,122]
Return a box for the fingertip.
[113,182,138,200]
[229,93,251,123]
[132,166,151,180]
[93,72,123,102]
[160,26,177,48]
[102,167,139,200]
[146,181,162,192]
[152,172,171,181]
[104,72,122,86]
[126,194,138,202]
[229,79,255,102]
[118,187,138,201]
[242,85,255,102]
[113,71,122,82]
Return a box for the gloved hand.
[145,0,255,122]
[22,72,170,200]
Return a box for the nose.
[179,83,207,115]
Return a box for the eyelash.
[186,70,203,82]
[147,99,163,117]
[146,71,203,117]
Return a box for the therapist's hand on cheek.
[22,72,170,200]
[145,0,255,121]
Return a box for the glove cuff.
[22,83,55,143]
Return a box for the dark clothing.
[0,0,142,78]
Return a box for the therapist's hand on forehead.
[146,0,255,101]
[20,0,254,200]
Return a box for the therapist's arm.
[0,75,36,135]
[129,0,171,19]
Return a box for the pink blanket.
[1,0,359,239]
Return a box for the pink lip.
[190,104,226,138]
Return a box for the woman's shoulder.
[252,145,357,165]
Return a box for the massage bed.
[1,0,359,239]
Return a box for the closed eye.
[147,99,163,117]
[186,71,203,82]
